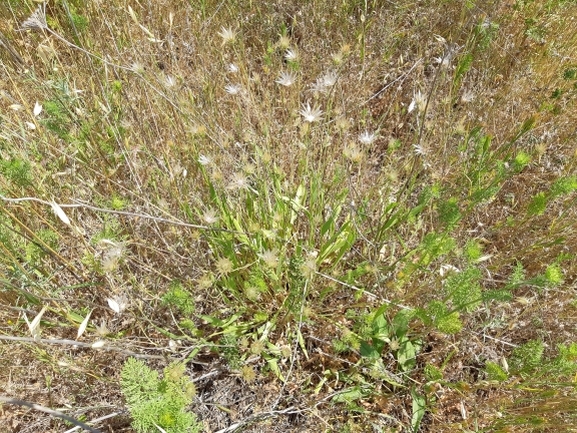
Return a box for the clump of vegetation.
[1,0,577,431]
[120,358,200,433]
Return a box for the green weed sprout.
[120,358,201,433]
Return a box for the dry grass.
[1,0,577,432]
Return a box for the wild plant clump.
[1,0,577,431]
[120,358,200,433]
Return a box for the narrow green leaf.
[411,387,426,433]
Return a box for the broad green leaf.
[372,312,389,340]
[360,341,380,360]
[392,309,413,337]
[397,340,417,371]
[332,386,368,404]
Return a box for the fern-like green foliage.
[25,228,58,265]
[508,261,526,286]
[120,358,201,433]
[475,17,499,49]
[417,300,463,335]
[550,175,577,197]
[437,197,462,230]
[419,232,456,266]
[527,191,547,216]
[509,340,544,375]
[513,151,531,172]
[464,239,483,262]
[424,364,443,382]
[550,343,577,376]
[162,281,195,315]
[434,310,463,334]
[220,334,242,369]
[1,157,33,187]
[444,267,482,312]
[484,361,509,382]
[543,263,564,287]
[42,99,72,140]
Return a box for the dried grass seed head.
[202,209,219,225]
[284,48,299,62]
[227,172,250,190]
[408,90,427,114]
[359,130,378,145]
[259,249,279,268]
[225,83,242,95]
[321,70,338,87]
[278,35,291,50]
[310,70,339,93]
[276,70,297,87]
[164,75,176,87]
[344,144,364,163]
[299,102,323,123]
[216,257,234,275]
[19,5,48,31]
[198,155,211,166]
[218,27,237,45]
